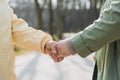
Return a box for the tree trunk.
[34,0,43,30]
[57,0,64,39]
[49,0,53,35]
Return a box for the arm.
[70,0,120,57]
[11,8,52,53]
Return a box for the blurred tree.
[48,0,54,35]
[56,0,71,39]
[56,0,65,39]
[34,0,49,30]
[9,0,104,38]
[34,0,43,29]
[89,0,102,20]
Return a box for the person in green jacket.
[46,0,120,80]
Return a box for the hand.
[49,39,77,62]
[45,40,57,54]
[44,40,64,62]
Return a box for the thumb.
[51,43,57,54]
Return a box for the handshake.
[44,39,77,62]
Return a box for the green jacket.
[70,0,120,80]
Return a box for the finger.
[56,57,64,62]
[52,53,64,62]
[48,49,57,57]
[51,53,58,60]
[51,45,57,54]
[51,54,59,62]
[53,51,62,58]
[48,44,57,56]
[54,57,64,62]
[56,53,63,58]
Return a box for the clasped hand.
[45,39,76,62]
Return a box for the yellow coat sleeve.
[11,9,52,53]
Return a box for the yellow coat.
[0,0,52,80]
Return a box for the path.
[15,52,95,80]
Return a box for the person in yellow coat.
[0,0,53,80]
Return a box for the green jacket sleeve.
[70,0,120,57]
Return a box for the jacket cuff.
[70,33,91,57]
[40,34,52,54]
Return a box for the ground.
[15,52,95,80]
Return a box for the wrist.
[66,39,76,55]
[44,40,52,54]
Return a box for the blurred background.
[9,0,103,39]
[8,0,103,80]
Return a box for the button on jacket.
[0,0,52,80]
[71,0,120,80]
